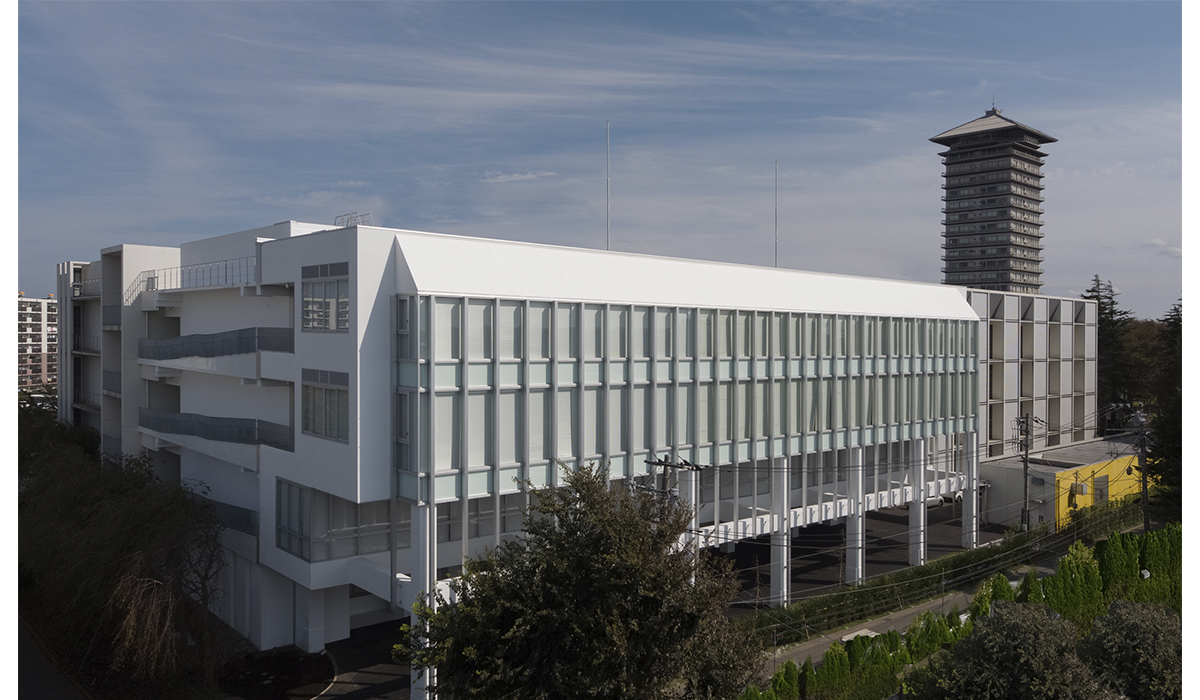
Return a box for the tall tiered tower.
[932,109,1056,293]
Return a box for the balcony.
[71,279,102,298]
[124,256,257,306]
[72,335,102,354]
[72,389,101,412]
[102,370,122,396]
[139,327,293,361]
[102,305,122,328]
[138,407,294,452]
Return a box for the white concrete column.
[411,501,437,700]
[846,447,865,584]
[961,431,979,549]
[293,583,325,653]
[769,456,791,607]
[909,438,927,567]
[678,467,699,545]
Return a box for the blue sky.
[18,1,1182,318]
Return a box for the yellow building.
[1052,452,1140,530]
[978,434,1140,531]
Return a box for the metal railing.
[207,498,259,537]
[73,389,101,410]
[73,335,102,354]
[102,370,122,394]
[124,256,257,306]
[138,407,294,452]
[139,327,294,360]
[72,279,102,298]
[102,434,122,461]
[102,305,122,327]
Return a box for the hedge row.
[754,494,1142,646]
[741,524,1180,700]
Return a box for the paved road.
[765,554,1061,672]
[292,621,409,700]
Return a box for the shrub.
[1078,599,1181,700]
[1042,541,1105,635]
[1015,567,1043,605]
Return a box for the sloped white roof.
[931,110,1056,145]
[377,227,978,321]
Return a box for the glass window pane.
[435,393,461,470]
[678,384,694,446]
[557,388,576,457]
[655,385,671,449]
[528,390,548,460]
[584,387,603,455]
[322,388,334,438]
[632,307,651,359]
[609,306,628,359]
[436,298,462,360]
[719,311,733,358]
[469,300,493,360]
[609,386,627,453]
[681,309,696,359]
[557,304,578,360]
[313,385,326,436]
[337,279,349,331]
[338,388,349,442]
[530,302,551,359]
[584,305,603,360]
[498,301,523,359]
[701,310,715,358]
[499,392,521,464]
[657,310,672,358]
[469,393,490,467]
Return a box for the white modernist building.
[57,221,1095,666]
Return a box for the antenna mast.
[774,160,778,268]
[606,120,611,251]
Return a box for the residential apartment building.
[934,109,1056,294]
[18,293,59,392]
[56,221,1095,678]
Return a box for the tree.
[1014,568,1043,605]
[901,602,1117,700]
[1041,541,1105,635]
[395,462,761,700]
[1081,276,1134,421]
[1077,600,1181,700]
[19,401,227,696]
[1145,302,1182,522]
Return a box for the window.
[302,369,350,442]
[301,262,350,332]
[277,480,311,560]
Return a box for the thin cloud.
[1138,239,1182,259]
[480,171,558,183]
[334,180,369,188]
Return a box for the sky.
[17,1,1183,319]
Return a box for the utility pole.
[1019,414,1031,532]
[1134,411,1150,533]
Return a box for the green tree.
[798,657,817,699]
[1077,600,1181,700]
[901,602,1116,700]
[1145,302,1181,522]
[1094,532,1139,602]
[19,402,227,696]
[1042,541,1105,635]
[1081,276,1134,419]
[395,461,761,700]
[1015,568,1044,605]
